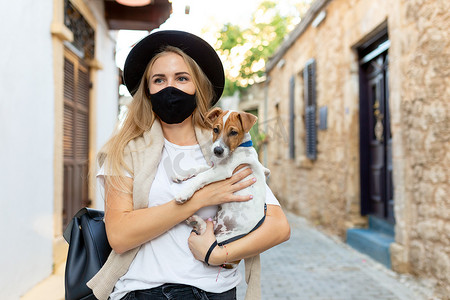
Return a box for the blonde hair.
[100,46,215,192]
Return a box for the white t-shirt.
[98,139,280,300]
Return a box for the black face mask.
[150,87,197,124]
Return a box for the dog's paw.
[175,189,195,204]
[187,216,207,234]
[174,182,199,204]
[172,175,186,183]
[175,190,191,203]
[175,194,189,204]
[171,174,197,183]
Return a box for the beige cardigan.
[87,120,261,300]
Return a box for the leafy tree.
[215,0,308,96]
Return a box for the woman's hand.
[188,219,225,265]
[190,165,255,208]
[188,205,290,266]
[104,166,255,254]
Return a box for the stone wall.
[263,0,449,296]
[390,0,450,297]
[264,0,391,236]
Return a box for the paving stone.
[236,212,438,300]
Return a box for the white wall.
[0,0,55,299]
[86,0,120,211]
[0,0,119,297]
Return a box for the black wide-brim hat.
[123,30,225,106]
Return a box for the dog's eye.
[213,128,219,134]
[229,130,238,136]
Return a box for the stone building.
[259,0,449,297]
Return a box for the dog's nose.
[214,146,224,156]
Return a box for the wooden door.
[359,35,394,224]
[63,50,91,227]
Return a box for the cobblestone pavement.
[236,212,438,300]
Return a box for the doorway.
[359,29,394,224]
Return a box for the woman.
[88,30,290,300]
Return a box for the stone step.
[346,227,395,268]
[369,215,395,236]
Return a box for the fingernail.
[208,218,212,221]
[249,195,253,199]
[252,178,256,182]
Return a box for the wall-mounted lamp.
[312,10,326,28]
[116,0,152,7]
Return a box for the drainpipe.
[263,76,271,168]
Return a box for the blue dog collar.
[239,140,253,147]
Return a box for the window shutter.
[77,68,90,107]
[63,52,90,227]
[289,75,295,159]
[304,59,317,160]
[63,59,90,161]
[64,59,75,101]
[76,67,89,159]
[64,59,75,159]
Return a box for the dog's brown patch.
[207,108,228,143]
[222,215,238,231]
[207,108,258,153]
[223,112,245,152]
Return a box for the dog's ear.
[238,112,258,133]
[206,107,223,128]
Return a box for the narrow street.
[237,212,437,300]
[23,211,438,300]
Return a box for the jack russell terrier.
[173,107,270,250]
